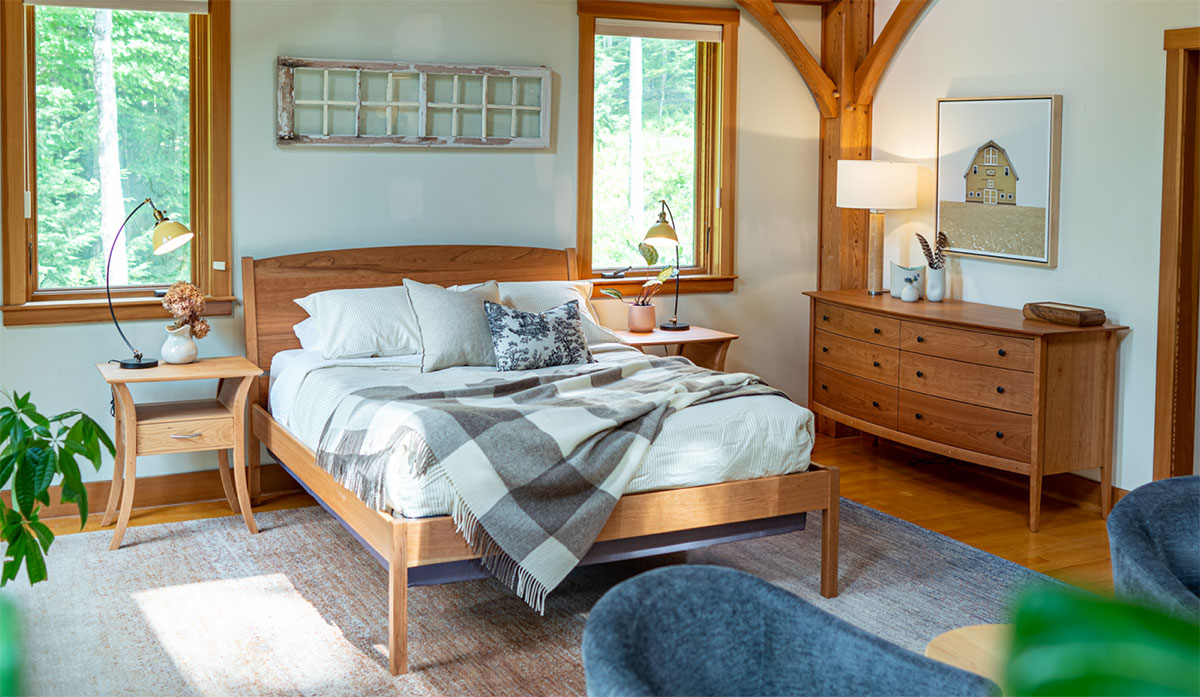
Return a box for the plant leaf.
[637,242,659,267]
[599,288,624,301]
[49,410,81,423]
[12,452,35,518]
[1,535,27,587]
[30,520,54,554]
[641,279,663,288]
[656,266,676,283]
[57,452,88,528]
[21,533,46,585]
[82,415,115,457]
[33,447,57,501]
[0,452,17,490]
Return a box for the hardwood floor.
[47,435,1113,591]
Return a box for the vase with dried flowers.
[160,282,210,364]
[917,231,949,302]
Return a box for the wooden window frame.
[576,0,738,297]
[0,0,233,326]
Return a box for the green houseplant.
[0,391,113,586]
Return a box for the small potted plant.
[161,281,211,364]
[601,264,676,332]
[916,232,949,302]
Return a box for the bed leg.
[388,520,409,676]
[820,465,840,598]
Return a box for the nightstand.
[614,326,739,371]
[95,356,263,549]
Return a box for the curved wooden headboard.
[242,244,577,404]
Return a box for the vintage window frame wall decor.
[276,57,552,148]
[0,0,234,326]
[577,0,738,296]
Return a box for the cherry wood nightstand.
[614,326,739,371]
[95,356,263,549]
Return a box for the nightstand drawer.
[899,353,1035,414]
[900,321,1034,371]
[814,302,900,348]
[137,417,235,455]
[814,329,899,385]
[813,364,897,430]
[898,390,1032,463]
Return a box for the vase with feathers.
[917,232,949,302]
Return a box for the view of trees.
[34,6,191,290]
[592,35,697,270]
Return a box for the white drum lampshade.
[835,160,918,295]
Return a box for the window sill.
[1,296,235,327]
[589,274,736,298]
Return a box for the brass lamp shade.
[643,214,680,248]
[152,220,193,255]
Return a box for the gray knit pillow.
[405,279,501,372]
[484,300,593,371]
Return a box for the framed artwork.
[276,56,552,148]
[935,96,1063,267]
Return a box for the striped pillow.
[294,285,421,359]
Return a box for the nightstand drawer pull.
[171,433,202,439]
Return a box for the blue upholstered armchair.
[582,565,998,697]
[1107,475,1200,619]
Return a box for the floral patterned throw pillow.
[485,300,594,371]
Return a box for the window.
[972,165,977,175]
[983,147,998,165]
[1004,166,1010,177]
[577,2,738,289]
[1,0,231,326]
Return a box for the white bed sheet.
[268,346,814,518]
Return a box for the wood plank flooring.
[47,435,1113,591]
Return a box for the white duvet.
[269,344,814,518]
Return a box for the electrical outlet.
[213,261,226,271]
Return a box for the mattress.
[269,345,814,518]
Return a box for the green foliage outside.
[34,6,191,289]
[592,35,697,271]
[0,392,113,587]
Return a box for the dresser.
[804,290,1127,531]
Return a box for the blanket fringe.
[451,494,551,615]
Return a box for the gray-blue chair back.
[1108,475,1200,619]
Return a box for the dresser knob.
[995,431,1004,438]
[915,413,923,420]
[998,349,1006,357]
[874,328,881,334]
[872,401,880,408]
[916,336,925,343]
[916,370,924,378]
[822,315,829,321]
[822,346,828,352]
[873,361,881,367]
[996,386,1005,394]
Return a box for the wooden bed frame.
[241,244,839,675]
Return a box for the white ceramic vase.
[627,304,656,333]
[900,279,920,303]
[926,267,946,302]
[890,262,925,299]
[161,324,197,364]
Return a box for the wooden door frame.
[1153,27,1200,480]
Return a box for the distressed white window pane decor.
[277,56,552,148]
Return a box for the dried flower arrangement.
[162,281,211,339]
[917,231,949,270]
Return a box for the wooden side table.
[95,356,263,550]
[614,326,739,371]
[924,623,1011,686]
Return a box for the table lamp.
[835,160,918,295]
[106,198,194,369]
[644,200,688,331]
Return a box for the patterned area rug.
[8,500,1056,696]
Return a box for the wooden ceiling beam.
[737,0,838,118]
[852,0,930,106]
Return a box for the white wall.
[872,0,1197,491]
[0,0,822,484]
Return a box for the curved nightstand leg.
[230,376,258,534]
[110,384,138,550]
[100,409,125,528]
[216,449,241,514]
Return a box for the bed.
[241,244,839,675]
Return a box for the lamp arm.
[105,197,154,360]
[659,199,682,323]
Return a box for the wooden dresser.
[804,290,1127,531]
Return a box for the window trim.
[576,0,738,289]
[0,0,232,326]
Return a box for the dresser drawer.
[814,302,900,348]
[813,364,898,430]
[898,390,1032,462]
[900,322,1034,371]
[899,353,1035,414]
[814,330,899,385]
[137,417,235,455]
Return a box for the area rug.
[8,500,1058,696]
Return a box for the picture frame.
[935,95,1063,267]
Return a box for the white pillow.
[405,279,502,372]
[455,280,625,345]
[294,285,421,360]
[292,318,324,352]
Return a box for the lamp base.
[866,289,887,296]
[659,321,690,331]
[114,357,159,369]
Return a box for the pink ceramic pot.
[627,304,656,333]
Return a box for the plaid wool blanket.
[316,355,786,611]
